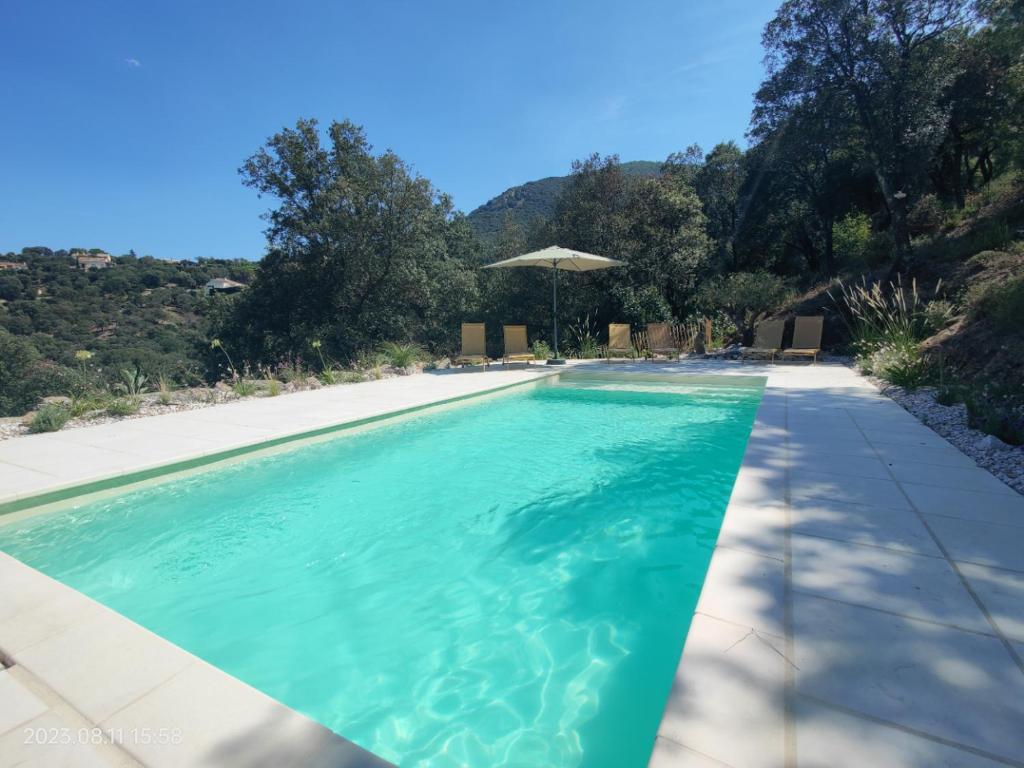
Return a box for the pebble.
[879,381,1024,496]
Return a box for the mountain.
[465,160,661,241]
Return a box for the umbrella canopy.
[483,246,625,362]
[483,245,625,272]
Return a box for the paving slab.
[904,484,1024,526]
[925,515,1024,572]
[956,562,1024,642]
[794,697,1012,768]
[790,535,989,633]
[789,497,942,556]
[655,613,785,768]
[792,594,1024,761]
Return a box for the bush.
[860,340,929,388]
[232,379,258,397]
[907,194,946,237]
[921,299,957,334]
[106,397,141,416]
[697,271,791,345]
[0,329,55,416]
[379,341,426,369]
[264,379,282,397]
[531,340,552,360]
[968,275,1024,333]
[29,403,71,433]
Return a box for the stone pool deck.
[1,361,1022,767]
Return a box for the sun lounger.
[455,323,489,367]
[740,319,785,363]
[502,325,534,365]
[603,323,634,359]
[781,316,824,363]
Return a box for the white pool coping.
[2,360,1023,767]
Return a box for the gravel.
[878,381,1024,496]
[0,366,423,443]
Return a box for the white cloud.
[125,58,141,68]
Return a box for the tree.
[761,0,973,266]
[698,271,792,344]
[224,118,479,363]
[695,142,745,269]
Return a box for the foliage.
[156,375,174,405]
[465,161,661,242]
[531,339,552,360]
[967,274,1024,332]
[697,272,791,344]
[832,213,873,268]
[265,379,282,397]
[118,365,149,397]
[379,341,426,369]
[0,329,54,416]
[922,299,958,333]
[908,194,947,237]
[28,403,71,433]
[231,379,258,397]
[830,277,929,354]
[218,118,481,366]
[106,397,141,417]
[861,341,930,388]
[566,315,601,359]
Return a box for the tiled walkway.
[642,362,1024,768]
[1,361,1022,767]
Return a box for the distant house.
[74,251,113,270]
[0,261,27,271]
[204,277,246,295]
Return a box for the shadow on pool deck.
[654,383,1024,768]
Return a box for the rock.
[977,434,1011,453]
[305,376,323,390]
[41,396,71,406]
[433,357,451,370]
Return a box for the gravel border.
[876,381,1024,496]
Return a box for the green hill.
[466,160,661,240]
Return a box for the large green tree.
[222,119,480,363]
[761,0,972,266]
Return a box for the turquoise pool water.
[0,374,763,767]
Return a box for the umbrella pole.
[552,261,558,358]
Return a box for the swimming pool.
[0,373,764,767]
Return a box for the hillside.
[0,248,255,415]
[466,160,661,240]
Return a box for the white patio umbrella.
[483,245,625,364]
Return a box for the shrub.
[106,397,141,416]
[567,315,600,359]
[833,212,872,267]
[861,340,929,388]
[697,271,792,345]
[0,331,45,416]
[968,275,1024,333]
[829,277,929,355]
[531,340,553,360]
[28,403,71,433]
[156,374,174,405]
[379,341,425,369]
[232,379,258,397]
[907,194,946,237]
[921,299,957,334]
[265,379,282,397]
[337,370,365,384]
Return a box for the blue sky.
[1,0,778,260]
